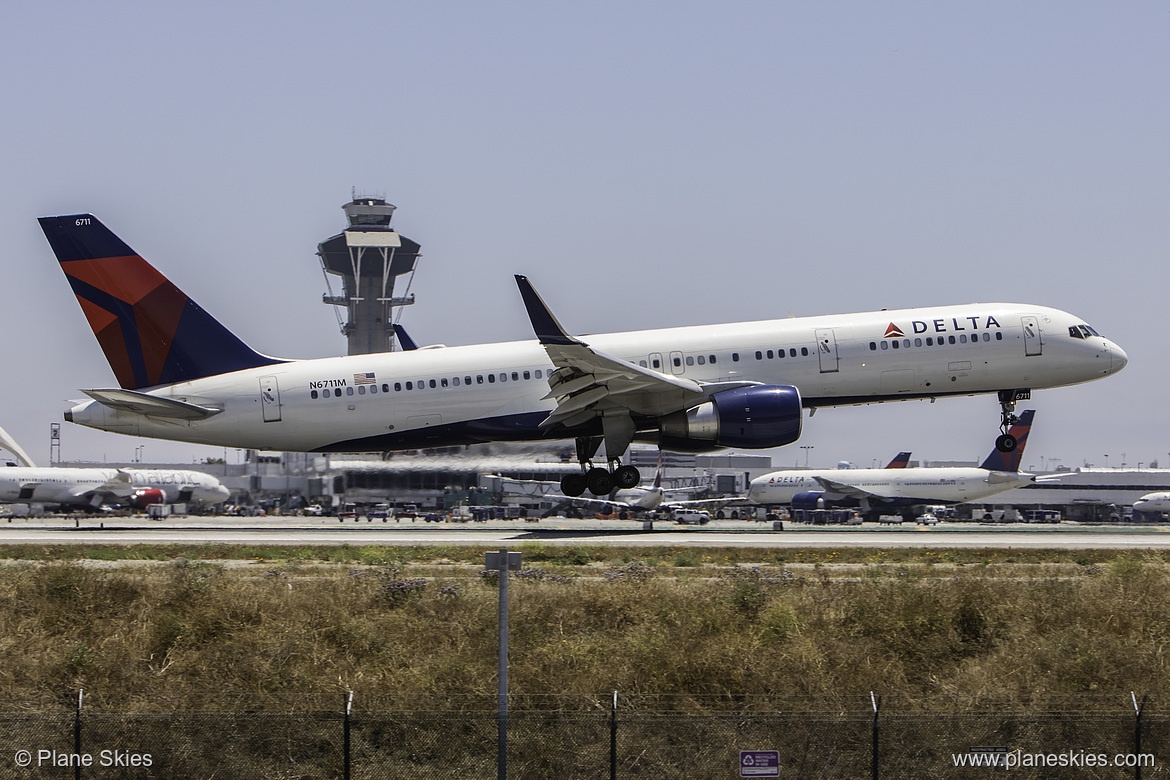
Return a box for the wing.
[811,476,895,502]
[69,469,134,499]
[515,276,757,434]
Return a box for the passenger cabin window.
[732,353,739,362]
[697,355,705,365]
[673,357,682,367]
[709,355,717,364]
[311,390,318,399]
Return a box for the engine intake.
[791,491,827,511]
[659,385,802,451]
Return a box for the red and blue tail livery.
[39,214,282,390]
[978,409,1035,473]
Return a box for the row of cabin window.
[637,349,813,370]
[639,354,720,370]
[752,347,811,360]
[868,332,1003,351]
[308,369,546,399]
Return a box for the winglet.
[393,324,419,351]
[979,410,1035,472]
[514,275,581,346]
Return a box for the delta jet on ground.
[747,411,1040,521]
[39,214,1127,500]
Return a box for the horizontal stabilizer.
[82,388,223,420]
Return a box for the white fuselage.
[747,466,1033,506]
[1133,492,1170,514]
[65,302,1125,453]
[0,467,229,507]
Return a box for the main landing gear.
[995,389,1030,452]
[559,436,641,497]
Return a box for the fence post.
[344,691,354,780]
[74,690,83,780]
[1133,692,1147,780]
[610,691,618,780]
[871,692,880,780]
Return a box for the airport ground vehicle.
[672,509,711,525]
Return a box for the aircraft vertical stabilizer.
[979,410,1035,473]
[38,214,283,390]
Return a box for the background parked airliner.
[39,214,1126,498]
[747,411,1040,521]
[1133,493,1170,515]
[0,425,228,510]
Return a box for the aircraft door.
[669,351,685,375]
[259,376,282,423]
[815,328,839,373]
[1021,316,1042,356]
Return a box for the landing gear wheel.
[561,473,588,497]
[586,468,615,496]
[612,465,640,489]
[995,433,1017,453]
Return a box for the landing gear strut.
[996,389,1029,452]
[558,436,641,497]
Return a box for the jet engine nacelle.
[131,488,165,509]
[658,385,802,452]
[791,491,827,511]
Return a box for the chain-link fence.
[1,693,1166,778]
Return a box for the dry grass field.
[0,544,1166,703]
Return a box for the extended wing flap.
[517,276,766,432]
[83,388,224,420]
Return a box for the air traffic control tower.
[317,195,422,355]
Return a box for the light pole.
[485,549,522,780]
[800,446,814,468]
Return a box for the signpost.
[486,549,522,780]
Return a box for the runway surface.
[1,515,1168,547]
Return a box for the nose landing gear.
[996,389,1030,452]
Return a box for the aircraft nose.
[1109,341,1129,374]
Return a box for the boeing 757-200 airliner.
[39,214,1127,498]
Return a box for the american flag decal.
[354,372,376,385]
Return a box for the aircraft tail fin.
[393,324,419,351]
[39,214,283,390]
[652,450,663,489]
[979,410,1036,472]
[885,451,912,469]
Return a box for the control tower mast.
[317,194,422,355]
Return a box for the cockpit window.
[1069,326,1084,339]
[1069,324,1099,339]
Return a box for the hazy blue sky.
[1,2,1165,470]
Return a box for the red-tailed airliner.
[39,214,1126,498]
